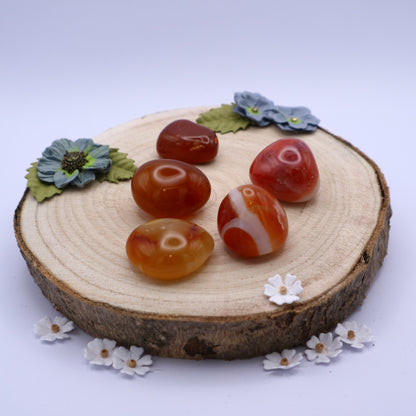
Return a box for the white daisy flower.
[263,349,303,371]
[264,273,303,305]
[112,346,152,376]
[335,321,373,349]
[34,316,75,342]
[305,332,343,364]
[84,338,117,366]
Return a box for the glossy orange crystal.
[126,218,214,280]
[157,119,219,164]
[250,138,319,202]
[131,159,211,218]
[217,184,288,257]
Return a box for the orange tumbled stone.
[217,184,288,257]
[131,159,211,218]
[126,218,214,280]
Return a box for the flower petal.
[268,274,283,287]
[120,366,135,376]
[84,156,112,171]
[306,335,319,349]
[320,332,333,346]
[37,159,61,176]
[234,91,275,108]
[130,346,144,360]
[305,349,319,361]
[102,338,117,351]
[281,294,300,304]
[290,280,303,296]
[112,356,124,370]
[291,106,312,118]
[71,170,96,187]
[40,333,58,342]
[263,359,278,370]
[59,320,75,334]
[74,138,94,153]
[42,139,75,161]
[284,273,297,287]
[113,346,130,362]
[281,349,296,360]
[137,354,152,367]
[264,284,277,297]
[335,323,348,338]
[315,354,331,364]
[54,170,78,188]
[358,324,373,342]
[88,144,110,159]
[269,294,286,305]
[54,332,70,340]
[134,366,151,376]
[304,114,320,125]
[274,122,293,131]
[34,317,52,336]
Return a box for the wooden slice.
[14,107,391,359]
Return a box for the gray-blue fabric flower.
[233,91,276,126]
[268,106,320,132]
[37,138,112,189]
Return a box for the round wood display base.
[14,107,391,360]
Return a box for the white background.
[1,0,415,414]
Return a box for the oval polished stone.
[250,138,320,202]
[217,184,288,257]
[131,159,211,218]
[156,119,219,164]
[126,218,215,280]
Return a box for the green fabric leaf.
[196,104,252,134]
[96,148,137,183]
[26,162,63,202]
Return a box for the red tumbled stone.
[250,138,320,202]
[157,119,219,164]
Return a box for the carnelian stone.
[217,184,288,257]
[131,159,211,218]
[250,138,319,202]
[156,119,219,164]
[126,218,214,280]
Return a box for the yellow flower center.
[100,349,109,358]
[315,343,325,353]
[127,359,137,368]
[51,324,60,333]
[347,330,356,340]
[279,285,288,295]
[280,357,289,366]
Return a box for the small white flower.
[335,321,373,349]
[34,316,75,342]
[84,338,117,366]
[263,349,303,371]
[264,273,303,305]
[112,345,152,376]
[305,332,343,364]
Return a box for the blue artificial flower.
[233,91,276,126]
[268,106,320,132]
[37,138,112,188]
